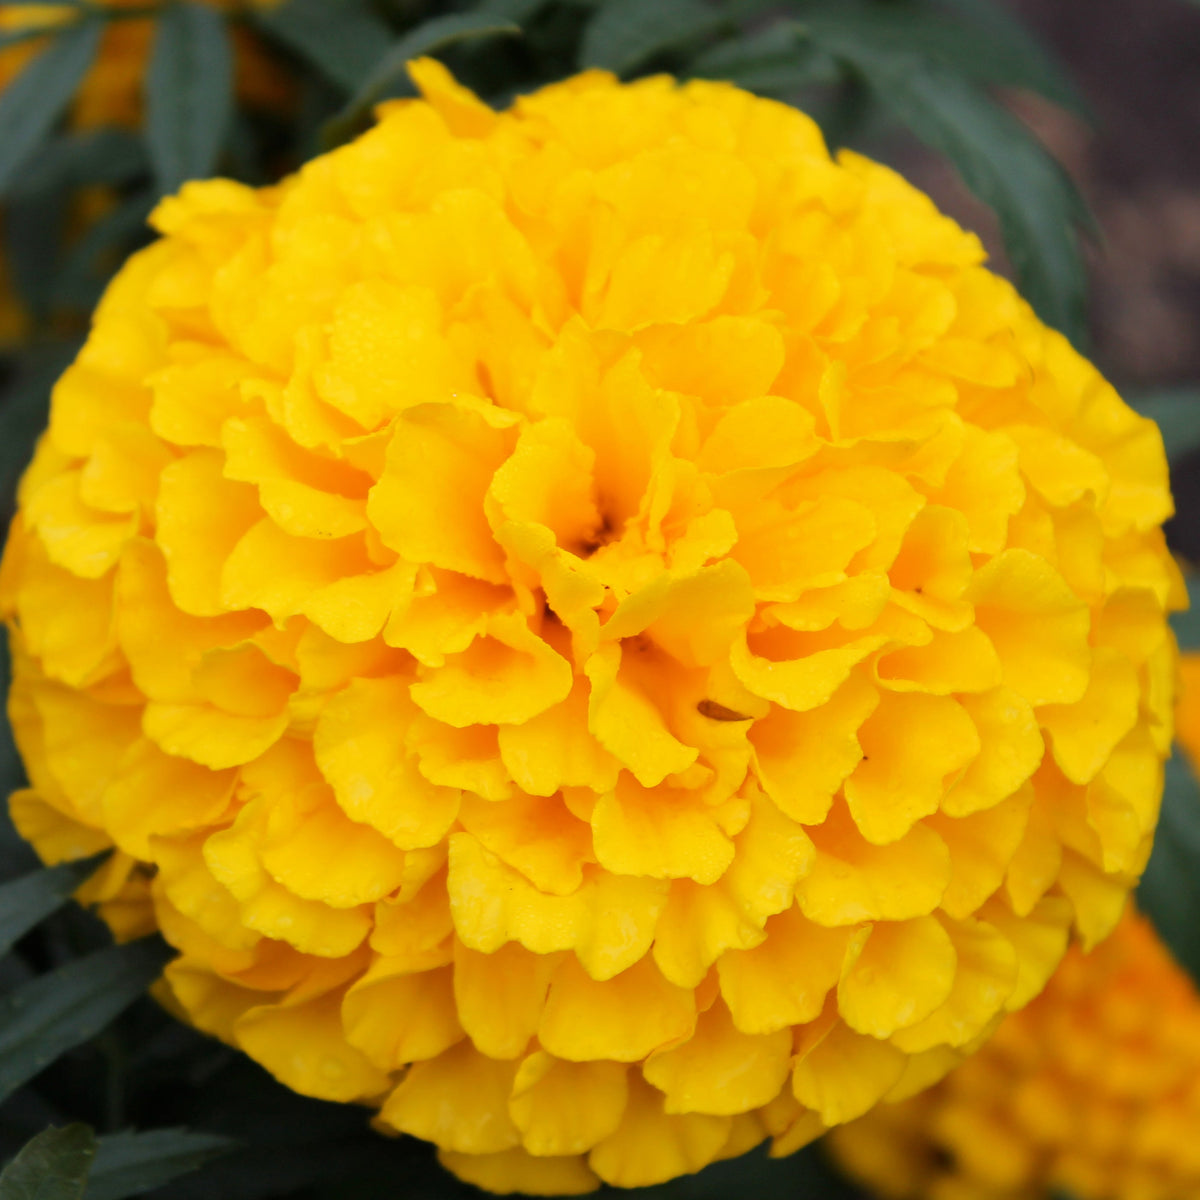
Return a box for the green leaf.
[473,0,549,20]
[0,16,103,198]
[144,2,234,195]
[800,1,1086,115]
[253,0,392,94]
[1138,750,1200,987]
[579,0,729,74]
[86,1130,236,1200]
[0,855,109,960]
[1126,388,1200,466]
[0,938,172,1104]
[323,14,520,146]
[800,25,1089,346]
[687,22,839,94]
[0,1125,96,1200]
[1170,574,1200,652]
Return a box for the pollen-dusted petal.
[453,940,560,1060]
[509,1052,629,1156]
[438,1148,599,1198]
[750,672,878,824]
[342,959,463,1068]
[378,1041,521,1154]
[591,778,735,885]
[644,1000,792,1115]
[793,1019,907,1125]
[845,691,980,844]
[411,614,573,727]
[797,801,951,926]
[838,916,957,1038]
[235,990,390,1103]
[313,675,460,849]
[718,905,852,1035]
[587,1074,731,1188]
[968,549,1092,707]
[539,954,695,1063]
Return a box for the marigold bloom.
[828,906,1200,1200]
[0,62,1180,1193]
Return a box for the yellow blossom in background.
[827,904,1200,1200]
[0,61,1181,1194]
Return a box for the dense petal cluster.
[828,906,1200,1200]
[0,62,1180,1193]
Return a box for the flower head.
[0,61,1179,1193]
[828,905,1200,1200]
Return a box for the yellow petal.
[844,691,979,844]
[313,675,460,850]
[453,940,559,1060]
[587,1075,731,1188]
[378,1040,521,1154]
[977,893,1071,1009]
[438,1148,599,1197]
[509,1052,629,1156]
[643,1000,791,1115]
[838,915,957,1038]
[967,549,1091,707]
[539,954,695,1063]
[235,990,390,1103]
[875,625,1001,695]
[718,905,852,1035]
[342,958,463,1068]
[792,1019,907,1126]
[651,878,766,989]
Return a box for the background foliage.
[0,0,1197,1196]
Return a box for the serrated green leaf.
[253,0,392,94]
[144,2,234,195]
[85,1129,235,1200]
[1137,750,1200,987]
[687,22,839,94]
[0,16,103,198]
[579,0,729,74]
[0,855,109,960]
[0,1126,96,1200]
[800,26,1089,345]
[323,14,520,147]
[0,938,172,1104]
[1126,388,1200,465]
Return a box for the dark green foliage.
[0,856,109,960]
[0,1125,95,1200]
[145,3,235,195]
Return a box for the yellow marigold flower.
[0,61,1181,1193]
[0,1,289,132]
[827,905,1200,1200]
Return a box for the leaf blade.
[86,1130,236,1200]
[0,1126,96,1200]
[144,2,234,195]
[0,938,172,1104]
[0,17,103,198]
[0,855,109,960]
[579,0,728,74]
[253,0,392,94]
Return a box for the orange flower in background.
[0,60,1180,1193]
[827,904,1200,1200]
